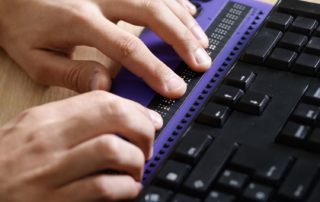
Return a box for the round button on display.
[191,2,203,18]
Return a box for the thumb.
[25,50,112,93]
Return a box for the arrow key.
[197,103,232,128]
[224,68,256,91]
[211,85,244,108]
[236,91,270,116]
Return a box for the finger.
[163,0,209,48]
[57,175,142,202]
[40,91,159,159]
[98,1,211,72]
[25,50,112,93]
[52,135,145,184]
[176,0,197,15]
[80,19,187,99]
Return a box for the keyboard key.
[304,128,320,153]
[241,28,283,65]
[304,37,320,57]
[171,193,201,202]
[223,69,256,91]
[229,146,293,186]
[183,141,238,196]
[277,122,311,147]
[276,0,320,20]
[302,86,320,106]
[266,48,298,71]
[265,12,293,32]
[289,16,318,36]
[314,26,320,37]
[217,170,249,194]
[197,103,231,128]
[139,186,173,202]
[278,32,308,53]
[172,131,212,165]
[236,91,270,116]
[211,85,244,108]
[277,160,320,202]
[291,103,320,126]
[291,53,320,76]
[205,190,235,202]
[242,183,273,202]
[156,160,191,190]
[307,179,320,202]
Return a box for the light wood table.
[0,0,314,126]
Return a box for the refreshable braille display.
[111,0,320,201]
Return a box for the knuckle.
[67,3,96,25]
[178,9,193,21]
[151,62,171,82]
[63,63,83,92]
[18,107,45,122]
[28,66,48,85]
[143,0,166,15]
[181,29,196,46]
[29,128,53,151]
[92,177,114,199]
[105,99,129,120]
[116,36,142,59]
[133,148,145,167]
[96,136,121,159]
[89,90,111,102]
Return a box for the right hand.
[0,91,162,202]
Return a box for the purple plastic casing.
[111,0,274,185]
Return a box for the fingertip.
[98,71,112,91]
[136,182,144,192]
[184,1,197,15]
[148,110,163,130]
[166,76,187,99]
[91,71,112,92]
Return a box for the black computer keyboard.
[134,0,320,201]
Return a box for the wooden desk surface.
[0,0,312,125]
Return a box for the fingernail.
[192,26,206,41]
[185,1,197,13]
[136,182,144,192]
[148,110,162,125]
[91,72,99,91]
[195,48,212,65]
[167,76,185,92]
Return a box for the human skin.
[0,91,163,201]
[0,0,211,201]
[0,0,211,99]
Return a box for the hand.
[0,0,211,99]
[0,91,162,202]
